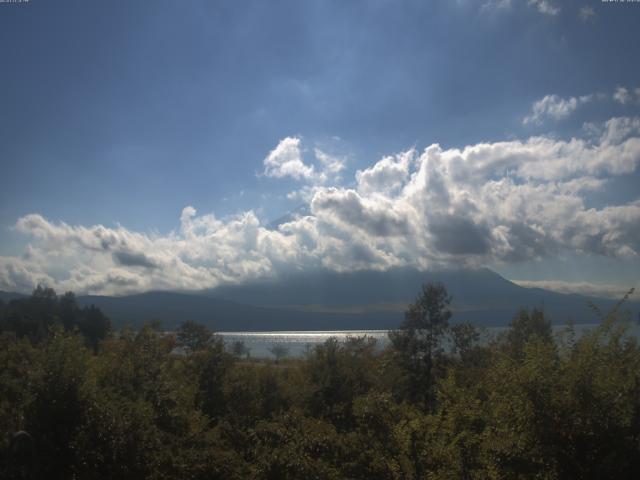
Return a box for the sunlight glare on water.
[218,323,640,359]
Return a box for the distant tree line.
[0,284,639,479]
[0,286,110,350]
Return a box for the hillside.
[74,269,640,330]
[3,269,636,331]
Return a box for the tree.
[388,282,452,408]
[305,336,378,430]
[504,307,552,358]
[176,320,212,353]
[0,288,111,347]
[78,305,111,352]
[31,285,57,304]
[24,327,91,479]
[58,292,80,331]
[2,286,58,343]
[450,322,480,360]
[231,340,250,358]
[195,337,235,420]
[268,344,290,363]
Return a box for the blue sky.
[1,0,639,296]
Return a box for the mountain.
[74,291,397,331]
[2,269,637,331]
[0,291,28,303]
[211,268,520,307]
[208,268,639,328]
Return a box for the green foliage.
[0,286,111,349]
[176,319,213,353]
[304,336,379,430]
[1,285,639,479]
[0,333,37,450]
[251,412,343,479]
[24,327,92,479]
[193,336,236,420]
[268,344,290,362]
[231,339,250,358]
[502,307,553,358]
[223,363,291,425]
[345,392,419,479]
[450,322,480,359]
[388,282,452,408]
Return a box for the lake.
[218,322,640,359]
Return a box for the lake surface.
[219,330,389,358]
[219,323,640,359]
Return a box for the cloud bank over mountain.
[511,279,631,300]
[1,116,640,295]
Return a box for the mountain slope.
[209,268,638,327]
[75,291,396,331]
[3,269,637,330]
[0,291,28,303]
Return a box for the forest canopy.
[1,284,639,479]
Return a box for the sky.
[1,0,639,297]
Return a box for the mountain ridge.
[2,269,637,330]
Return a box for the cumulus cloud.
[0,257,55,293]
[356,150,414,195]
[263,136,316,181]
[613,86,640,106]
[614,87,632,105]
[112,250,158,269]
[523,94,593,125]
[315,148,346,179]
[262,137,345,184]
[2,116,640,295]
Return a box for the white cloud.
[2,116,640,295]
[356,149,414,195]
[482,0,559,16]
[614,87,632,105]
[524,87,640,126]
[286,185,318,203]
[0,257,55,293]
[612,86,640,106]
[263,136,316,181]
[511,279,636,300]
[262,137,346,189]
[523,94,593,125]
[481,0,512,12]
[528,0,560,16]
[314,148,346,179]
[578,6,595,22]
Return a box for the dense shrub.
[1,285,639,479]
